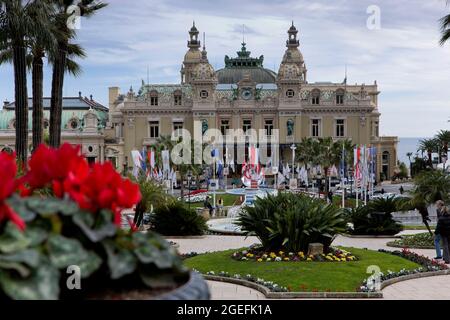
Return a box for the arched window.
[174,90,182,106]
[336,89,345,105]
[150,90,158,106]
[311,89,320,105]
[286,89,295,98]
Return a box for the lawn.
[403,225,436,231]
[185,247,420,292]
[190,193,241,208]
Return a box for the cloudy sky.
[1,0,450,137]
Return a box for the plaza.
[1,0,450,305]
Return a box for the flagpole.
[213,155,216,214]
[342,143,345,209]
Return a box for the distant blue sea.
[397,137,428,165]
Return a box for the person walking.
[327,190,333,204]
[399,185,404,195]
[435,203,450,263]
[434,200,446,259]
[217,197,224,217]
[204,196,214,217]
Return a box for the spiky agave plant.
[237,193,346,252]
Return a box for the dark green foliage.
[236,193,346,252]
[0,196,188,300]
[151,201,207,236]
[346,197,403,236]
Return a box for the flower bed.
[205,271,288,292]
[387,232,435,249]
[359,248,448,292]
[231,245,357,263]
[179,190,208,203]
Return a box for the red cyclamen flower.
[25,143,88,196]
[0,152,25,230]
[63,162,141,225]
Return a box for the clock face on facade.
[241,89,253,100]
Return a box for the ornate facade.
[0,22,398,180]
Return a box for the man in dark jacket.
[434,200,445,259]
[435,206,450,264]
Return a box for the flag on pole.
[249,146,259,167]
[131,150,142,178]
[172,170,177,187]
[141,148,147,172]
[148,149,155,169]
[229,159,235,173]
[277,172,286,186]
[161,150,170,173]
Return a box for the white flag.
[161,150,170,173]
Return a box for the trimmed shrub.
[345,197,403,235]
[151,202,207,236]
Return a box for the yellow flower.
[306,258,312,261]
[257,258,263,262]
[298,251,304,256]
[284,258,290,261]
[279,251,284,256]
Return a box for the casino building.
[0,22,398,180]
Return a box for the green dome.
[216,42,277,84]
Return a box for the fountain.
[207,187,277,235]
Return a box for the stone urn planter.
[157,271,210,300]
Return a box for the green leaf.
[0,259,60,300]
[47,234,101,278]
[102,240,137,279]
[24,225,49,247]
[76,251,102,278]
[6,195,36,222]
[132,232,178,269]
[0,249,40,268]
[0,261,31,278]
[25,197,79,217]
[72,210,116,243]
[0,222,31,253]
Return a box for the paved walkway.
[208,281,266,300]
[168,231,450,300]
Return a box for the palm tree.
[440,2,450,46]
[436,130,450,164]
[27,1,56,151]
[49,0,107,148]
[0,0,35,162]
[418,138,437,167]
[1,6,83,152]
[411,170,450,205]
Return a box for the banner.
[148,149,155,169]
[162,150,170,173]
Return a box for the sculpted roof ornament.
[224,42,264,68]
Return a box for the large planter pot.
[157,271,210,300]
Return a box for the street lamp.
[316,171,322,198]
[290,144,297,180]
[187,170,192,211]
